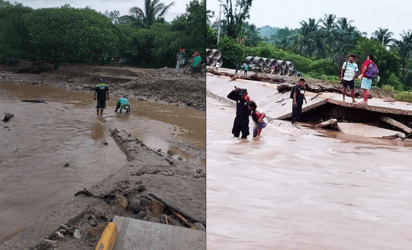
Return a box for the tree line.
[0,0,206,69]
[208,1,412,90]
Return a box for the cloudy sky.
[16,0,187,22]
[207,0,412,41]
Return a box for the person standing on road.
[115,96,131,113]
[192,51,202,77]
[181,49,186,69]
[227,87,251,139]
[235,63,242,75]
[94,78,109,116]
[291,78,307,124]
[360,55,378,105]
[248,101,267,139]
[176,48,184,71]
[339,54,359,103]
[244,63,249,75]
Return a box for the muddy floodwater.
[0,81,205,243]
[207,97,412,250]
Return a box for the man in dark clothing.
[227,87,251,138]
[291,78,307,124]
[94,78,110,116]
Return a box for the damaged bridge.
[207,72,412,140]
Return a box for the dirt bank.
[0,61,206,111]
[1,128,205,250]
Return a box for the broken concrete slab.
[337,123,405,138]
[207,73,327,121]
[113,216,205,250]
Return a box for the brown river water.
[207,97,412,250]
[0,81,205,243]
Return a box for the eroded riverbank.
[0,80,205,249]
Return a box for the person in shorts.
[360,55,378,105]
[115,96,130,113]
[248,101,267,139]
[339,54,359,103]
[94,78,109,116]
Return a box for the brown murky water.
[207,97,412,250]
[0,81,205,242]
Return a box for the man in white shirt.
[339,54,359,103]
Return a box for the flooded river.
[0,81,205,243]
[207,97,412,250]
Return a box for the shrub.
[396,91,412,102]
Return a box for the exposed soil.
[1,129,205,250]
[0,60,206,111]
[0,60,206,249]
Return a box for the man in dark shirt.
[227,87,251,138]
[292,78,307,124]
[94,78,110,116]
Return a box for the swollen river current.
[207,97,412,250]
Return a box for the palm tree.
[372,28,394,45]
[298,18,324,57]
[336,17,354,32]
[318,14,337,31]
[394,30,412,74]
[127,0,174,28]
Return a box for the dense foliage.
[0,0,206,68]
[208,10,412,90]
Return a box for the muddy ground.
[0,60,206,111]
[1,128,205,250]
[0,61,206,249]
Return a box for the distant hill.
[258,25,279,38]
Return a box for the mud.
[0,61,206,111]
[2,129,205,250]
[0,63,205,249]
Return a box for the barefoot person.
[227,87,251,139]
[115,96,131,113]
[291,78,307,124]
[94,78,109,116]
[360,55,379,105]
[339,54,359,103]
[248,101,267,139]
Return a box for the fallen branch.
[21,99,47,103]
[380,116,412,134]
[149,193,204,227]
[310,93,322,100]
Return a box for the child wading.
[115,97,131,113]
[248,101,267,139]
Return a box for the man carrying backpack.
[339,54,359,103]
[291,78,307,124]
[360,55,379,105]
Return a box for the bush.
[384,73,404,91]
[382,84,395,91]
[396,91,412,102]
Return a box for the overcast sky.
[16,0,187,22]
[207,0,411,41]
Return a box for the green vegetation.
[0,0,207,68]
[396,91,412,102]
[208,6,412,92]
